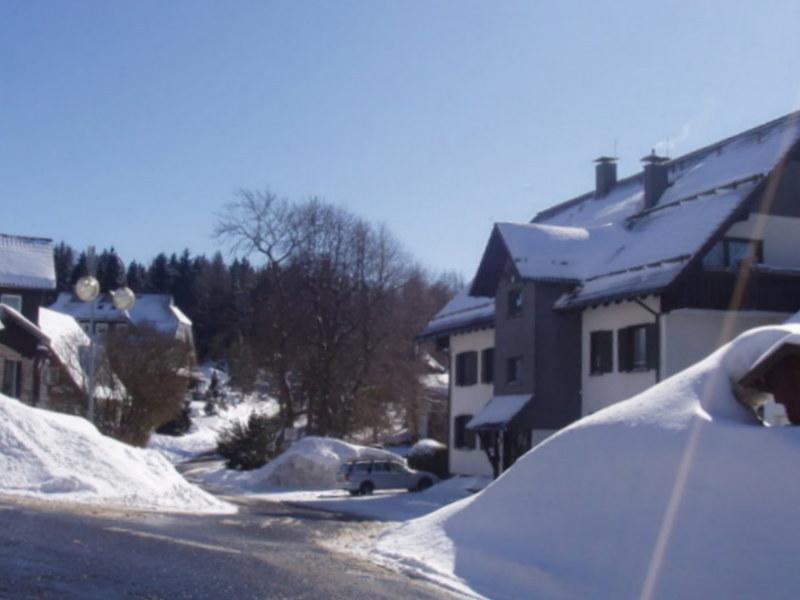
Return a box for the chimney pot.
[641,151,669,209]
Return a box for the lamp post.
[74,275,136,424]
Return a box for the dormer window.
[703,238,763,269]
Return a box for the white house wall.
[726,214,800,267]
[449,328,494,477]
[662,309,790,375]
[581,297,660,416]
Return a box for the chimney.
[641,150,669,209]
[594,156,617,198]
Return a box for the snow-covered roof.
[417,288,495,339]
[467,394,533,430]
[738,332,800,390]
[0,233,56,290]
[38,307,90,392]
[49,292,192,336]
[471,111,800,308]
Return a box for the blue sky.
[3,1,800,278]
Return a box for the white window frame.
[0,294,22,313]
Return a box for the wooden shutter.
[481,348,494,384]
[646,324,659,371]
[617,327,632,372]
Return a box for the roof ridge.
[0,232,54,244]
[532,110,800,223]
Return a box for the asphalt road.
[0,496,456,599]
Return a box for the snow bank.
[0,395,233,513]
[200,436,400,492]
[377,324,800,599]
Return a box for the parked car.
[336,459,438,495]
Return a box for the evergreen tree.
[53,242,76,291]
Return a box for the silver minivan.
[336,459,437,495]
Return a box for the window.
[0,294,22,313]
[481,348,494,384]
[703,238,763,269]
[454,414,476,450]
[95,322,109,335]
[507,289,523,318]
[506,356,521,383]
[590,330,613,374]
[455,351,478,386]
[2,360,21,398]
[80,322,91,334]
[618,324,658,372]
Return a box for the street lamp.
[75,274,136,424]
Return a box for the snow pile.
[376,324,800,599]
[200,436,400,492]
[0,394,233,513]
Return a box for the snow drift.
[0,394,233,513]
[203,436,400,491]
[377,324,800,599]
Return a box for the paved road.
[0,496,455,599]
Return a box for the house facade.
[422,111,800,477]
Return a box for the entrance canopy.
[467,394,534,431]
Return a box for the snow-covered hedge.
[407,438,448,478]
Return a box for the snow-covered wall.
[726,213,800,267]
[662,309,789,375]
[449,328,494,477]
[581,298,659,416]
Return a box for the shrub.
[156,401,192,436]
[407,438,448,479]
[217,412,282,470]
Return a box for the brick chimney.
[594,156,617,198]
[641,150,669,209]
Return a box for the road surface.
[0,495,456,599]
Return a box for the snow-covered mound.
[0,395,233,513]
[377,325,800,599]
[408,438,446,457]
[203,436,401,491]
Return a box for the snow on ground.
[375,324,800,599]
[0,394,233,513]
[265,475,489,522]
[149,397,278,463]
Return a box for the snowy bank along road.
[0,495,456,599]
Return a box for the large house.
[0,234,118,415]
[421,111,800,478]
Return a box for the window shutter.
[15,362,21,398]
[481,348,494,384]
[600,331,612,373]
[646,324,659,370]
[618,327,631,372]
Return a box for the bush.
[156,402,192,436]
[407,438,448,479]
[217,412,282,470]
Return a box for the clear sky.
[3,1,800,278]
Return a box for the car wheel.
[416,477,433,492]
[359,481,374,495]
